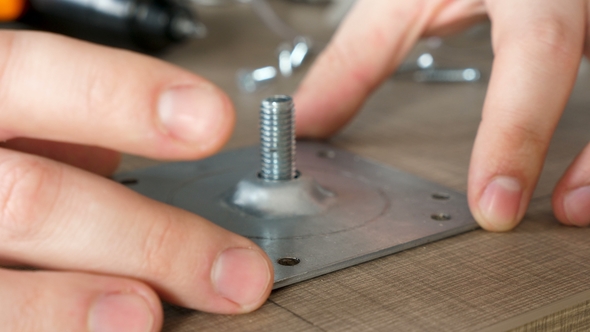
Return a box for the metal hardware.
[236,36,312,92]
[259,95,296,180]
[416,53,435,69]
[290,36,311,69]
[232,0,316,91]
[397,53,435,73]
[116,96,478,288]
[236,66,278,93]
[414,68,481,83]
[395,52,481,83]
[277,43,294,78]
[229,95,334,218]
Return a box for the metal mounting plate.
[115,141,478,288]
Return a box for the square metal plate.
[115,141,478,288]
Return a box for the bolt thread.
[259,95,296,181]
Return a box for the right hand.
[296,0,589,232]
[0,30,273,331]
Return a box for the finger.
[0,149,273,314]
[0,31,235,160]
[294,0,487,138]
[0,269,162,332]
[423,0,488,37]
[552,143,590,226]
[1,138,120,176]
[467,0,585,231]
[294,0,442,138]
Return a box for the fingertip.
[470,176,524,232]
[157,83,235,159]
[84,273,164,332]
[0,270,163,332]
[551,142,590,227]
[89,293,157,332]
[211,247,273,313]
[557,186,590,227]
[293,86,357,139]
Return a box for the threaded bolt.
[259,95,297,181]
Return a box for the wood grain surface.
[115,2,590,331]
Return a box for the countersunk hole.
[119,178,138,185]
[277,257,300,266]
[431,213,451,221]
[432,192,450,200]
[317,150,336,159]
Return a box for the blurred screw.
[413,68,481,83]
[397,52,435,73]
[425,36,443,49]
[290,36,311,68]
[416,53,434,69]
[277,43,293,77]
[169,14,208,39]
[237,66,278,92]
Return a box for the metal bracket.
[115,141,478,288]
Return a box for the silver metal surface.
[115,141,478,288]
[227,174,334,218]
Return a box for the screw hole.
[432,192,450,200]
[317,150,336,159]
[120,178,138,185]
[277,257,300,266]
[431,213,451,221]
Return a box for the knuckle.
[14,284,44,330]
[530,21,576,56]
[511,123,549,159]
[505,17,581,61]
[83,67,119,123]
[0,156,62,243]
[323,41,374,92]
[492,120,549,170]
[138,214,176,280]
[0,273,45,331]
[0,31,19,102]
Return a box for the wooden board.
[114,2,590,330]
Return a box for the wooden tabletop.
[115,2,590,331]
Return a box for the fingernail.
[564,186,590,226]
[89,293,154,332]
[478,176,522,230]
[158,85,226,143]
[212,248,271,309]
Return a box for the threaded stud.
[259,95,296,181]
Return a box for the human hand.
[295,0,588,231]
[0,31,273,331]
